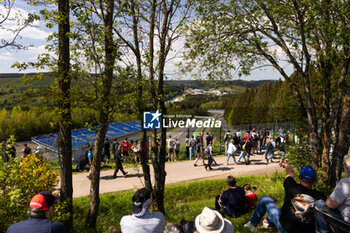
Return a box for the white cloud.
[0,5,50,41]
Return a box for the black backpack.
[267,141,274,150]
[24,147,31,154]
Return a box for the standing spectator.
[112,139,119,159]
[238,137,252,165]
[120,188,165,233]
[279,127,285,138]
[167,135,176,162]
[224,130,232,156]
[174,139,180,162]
[34,146,44,159]
[103,138,111,164]
[266,137,276,164]
[226,139,237,165]
[215,176,248,217]
[189,135,196,160]
[244,163,326,233]
[196,132,203,146]
[155,137,161,163]
[22,143,31,157]
[279,140,286,163]
[185,135,190,160]
[121,138,130,162]
[6,143,16,159]
[314,154,350,233]
[87,147,94,180]
[205,141,214,170]
[236,129,242,140]
[243,184,258,210]
[2,143,9,162]
[6,191,67,233]
[133,141,141,163]
[205,132,212,146]
[113,146,128,178]
[251,129,258,154]
[259,129,264,152]
[193,139,205,167]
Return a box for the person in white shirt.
[314,154,350,232]
[226,139,237,165]
[120,188,165,233]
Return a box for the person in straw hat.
[194,207,234,233]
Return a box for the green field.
[68,172,286,233]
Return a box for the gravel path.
[72,153,283,198]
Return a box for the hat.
[300,166,316,182]
[29,191,59,211]
[132,188,151,214]
[195,207,227,233]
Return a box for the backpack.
[267,141,274,150]
[205,147,209,154]
[190,139,196,147]
[224,133,232,142]
[291,194,316,223]
[253,134,258,141]
[24,147,31,155]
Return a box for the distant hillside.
[0,73,275,108]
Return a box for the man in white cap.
[120,188,165,233]
[194,207,233,233]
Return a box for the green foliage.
[0,154,58,232]
[225,78,307,126]
[286,141,333,195]
[0,106,136,141]
[52,198,72,223]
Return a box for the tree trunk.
[58,0,73,229]
[85,0,115,227]
[330,57,350,186]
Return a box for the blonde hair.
[344,154,350,168]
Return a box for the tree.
[69,0,134,227]
[184,0,350,184]
[57,0,73,229]
[0,0,39,50]
[114,0,192,212]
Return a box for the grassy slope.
[69,172,286,233]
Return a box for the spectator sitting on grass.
[243,184,257,210]
[6,191,67,233]
[120,188,165,233]
[314,154,350,233]
[244,163,326,233]
[215,175,248,218]
[194,207,234,233]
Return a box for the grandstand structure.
[32,121,141,153]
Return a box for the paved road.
[72,154,283,198]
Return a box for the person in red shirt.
[121,138,130,162]
[244,131,251,142]
[243,184,258,210]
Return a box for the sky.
[0,1,292,81]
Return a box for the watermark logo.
[143,110,222,129]
[143,110,162,129]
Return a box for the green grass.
[65,171,287,233]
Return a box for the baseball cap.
[299,166,316,182]
[29,191,59,211]
[132,188,151,214]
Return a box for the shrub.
[0,153,58,232]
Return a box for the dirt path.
[72,154,283,198]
